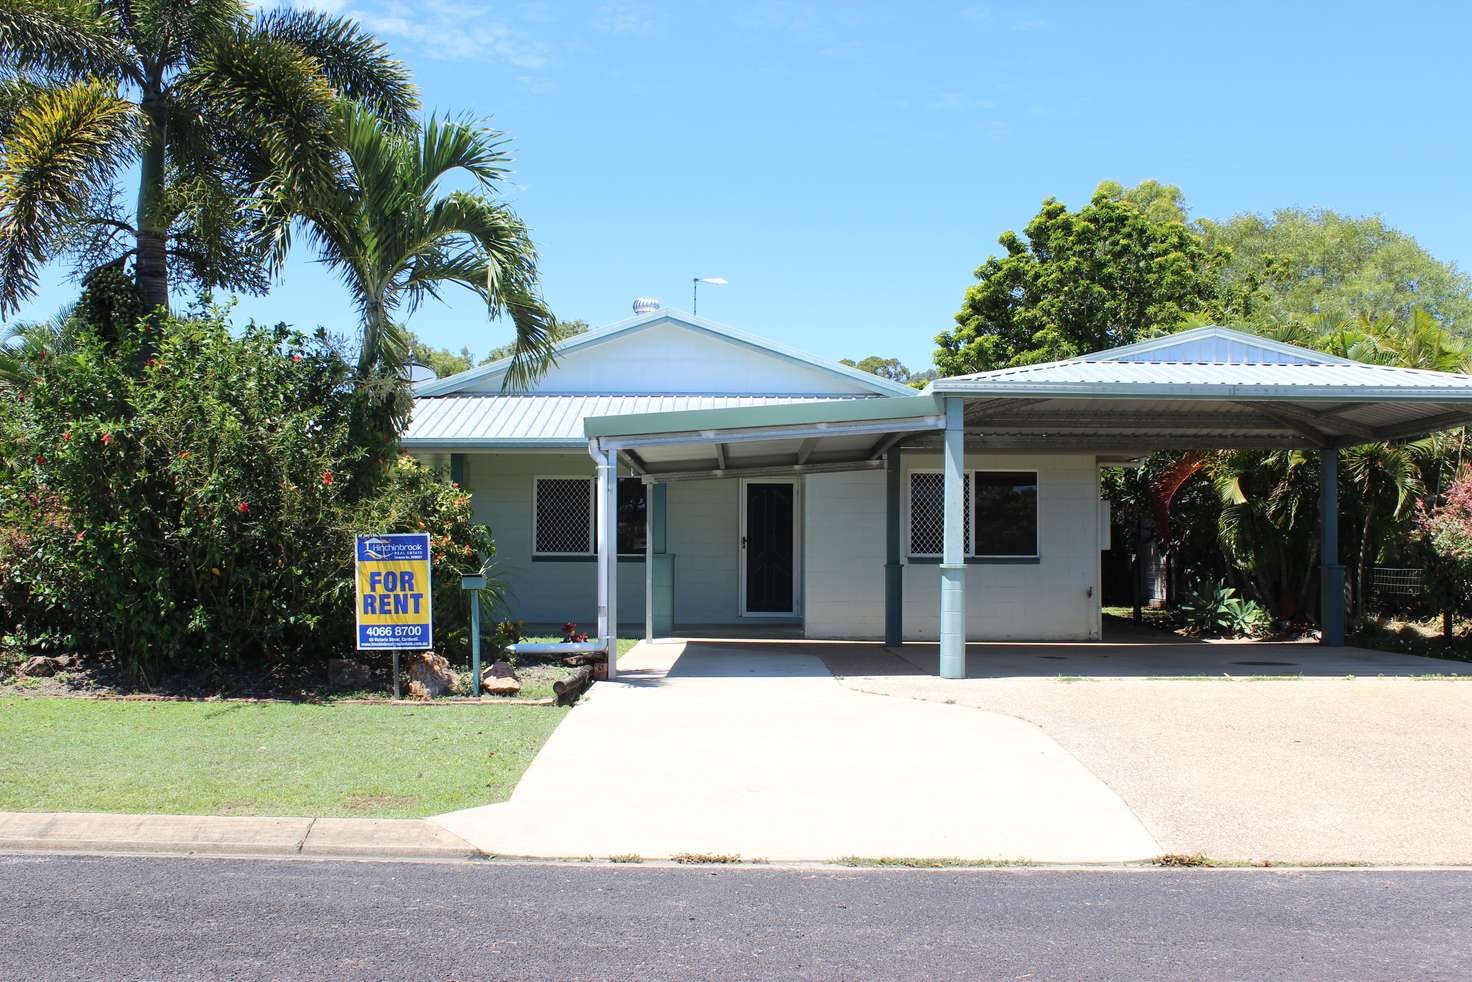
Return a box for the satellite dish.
[402,360,438,384]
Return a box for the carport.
[584,327,1472,678]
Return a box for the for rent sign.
[355,533,433,650]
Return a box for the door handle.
[741,536,748,548]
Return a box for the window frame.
[905,467,1040,560]
[970,468,1040,560]
[530,474,649,560]
[531,475,596,558]
[614,476,647,558]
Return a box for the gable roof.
[930,325,1472,398]
[1077,325,1355,366]
[413,308,917,398]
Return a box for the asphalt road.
[2,854,1469,980]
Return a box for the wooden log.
[553,666,593,704]
[561,652,608,667]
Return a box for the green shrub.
[0,307,495,681]
[1417,467,1472,624]
[1177,578,1272,637]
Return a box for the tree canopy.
[935,188,1232,375]
[1201,208,1472,339]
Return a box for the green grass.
[0,696,567,818]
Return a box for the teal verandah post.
[939,398,967,679]
[885,446,903,646]
[470,592,481,695]
[1320,447,1346,646]
[650,483,674,637]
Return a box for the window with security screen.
[908,471,970,556]
[616,477,646,555]
[973,471,1038,557]
[534,478,593,555]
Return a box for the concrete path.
[823,642,1472,864]
[0,810,482,861]
[431,641,1161,863]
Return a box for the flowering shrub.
[0,307,496,681]
[1415,466,1472,621]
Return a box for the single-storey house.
[406,306,1472,678]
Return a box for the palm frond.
[130,0,245,66]
[418,114,509,193]
[0,0,134,83]
[179,27,341,273]
[0,77,139,314]
[254,8,418,130]
[428,191,554,388]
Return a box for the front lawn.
[0,697,566,818]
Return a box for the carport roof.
[585,327,1472,477]
[587,395,945,481]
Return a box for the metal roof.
[922,326,1472,447]
[408,326,1472,469]
[932,359,1472,396]
[933,326,1472,397]
[403,394,864,449]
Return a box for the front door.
[741,480,797,616]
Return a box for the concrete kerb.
[0,811,486,862]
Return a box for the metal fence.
[1370,567,1426,603]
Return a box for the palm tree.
[300,103,556,394]
[0,2,417,315]
[1210,448,1322,618]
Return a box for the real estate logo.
[354,533,433,650]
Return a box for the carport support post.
[939,398,966,679]
[645,480,655,641]
[885,447,903,646]
[1320,446,1346,647]
[595,447,619,677]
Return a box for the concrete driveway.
[433,641,1160,863]
[826,639,1472,865]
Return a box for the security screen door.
[741,480,796,615]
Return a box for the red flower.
[74,531,85,543]
[101,433,112,446]
[62,431,71,441]
[322,471,333,486]
[34,454,44,465]
[291,353,302,362]
[237,501,249,514]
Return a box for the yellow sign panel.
[354,534,433,650]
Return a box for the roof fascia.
[928,381,1472,401]
[585,393,943,440]
[401,437,586,450]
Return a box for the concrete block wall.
[803,452,1103,641]
[461,453,741,626]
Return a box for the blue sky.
[15,1,1472,370]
